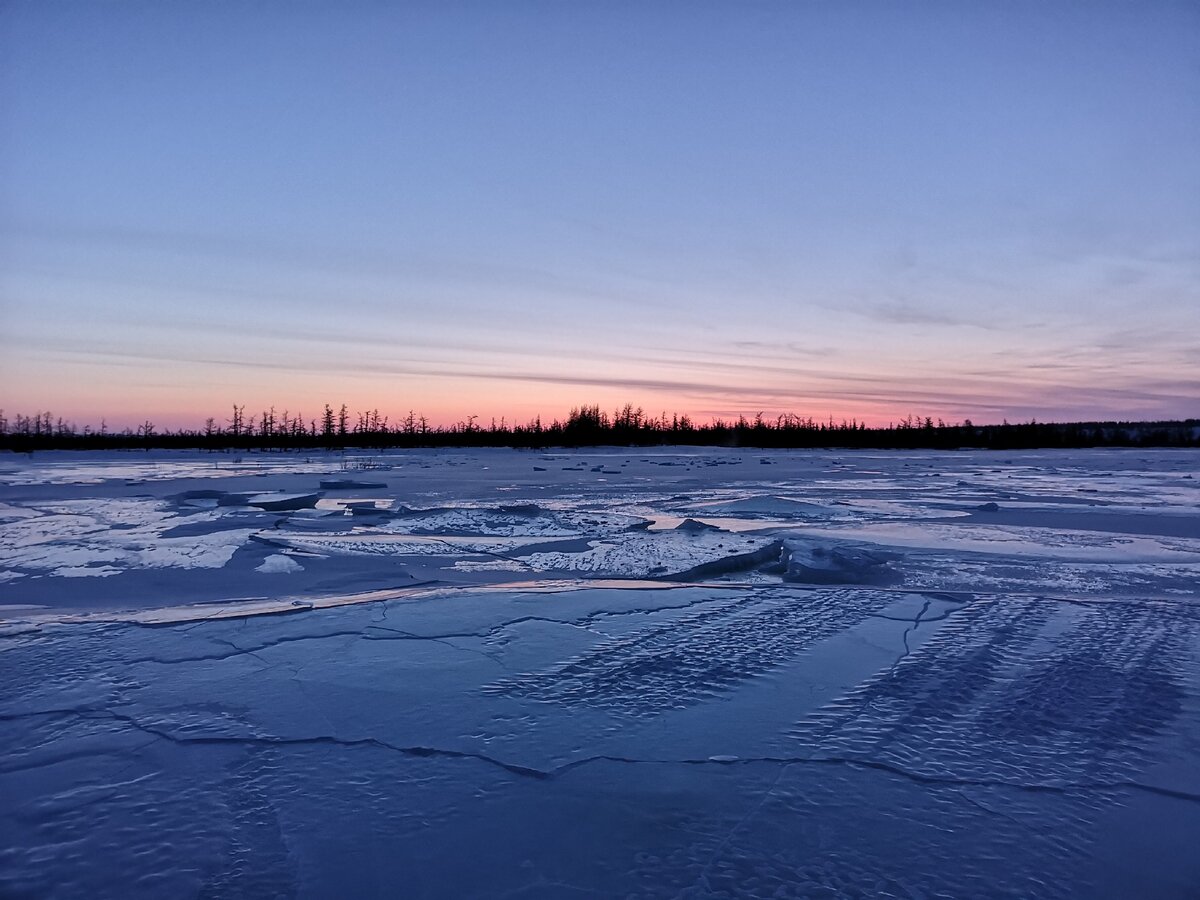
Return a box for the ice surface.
[256,554,304,574]
[1,447,1198,897]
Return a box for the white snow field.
[2,447,1198,898]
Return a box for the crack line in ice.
[867,608,956,625]
[900,596,933,660]
[692,761,794,893]
[790,593,944,739]
[364,624,512,669]
[74,709,556,780]
[548,755,1200,806]
[101,598,745,668]
[950,787,1039,831]
[7,707,1199,806]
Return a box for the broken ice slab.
[244,492,323,511]
[170,490,324,510]
[522,531,782,579]
[779,539,904,585]
[172,489,321,512]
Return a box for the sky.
[2,1,1198,431]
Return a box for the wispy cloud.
[1,218,669,311]
[863,301,966,327]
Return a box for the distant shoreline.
[2,415,1197,453]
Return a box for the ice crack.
[9,706,1200,806]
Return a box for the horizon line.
[3,401,1197,440]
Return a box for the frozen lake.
[2,447,1199,897]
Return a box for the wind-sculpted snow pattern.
[1,448,1199,897]
[792,595,1198,786]
[487,588,890,715]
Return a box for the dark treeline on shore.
[1,403,1197,453]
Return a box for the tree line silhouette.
[1,403,1196,452]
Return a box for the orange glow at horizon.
[8,368,1190,435]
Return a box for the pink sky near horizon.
[8,354,1195,434]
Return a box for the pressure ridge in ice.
[1,447,1199,898]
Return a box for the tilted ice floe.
[172,488,323,511]
[774,539,904,585]
[522,530,781,579]
[319,478,388,490]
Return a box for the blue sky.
[2,1,1197,428]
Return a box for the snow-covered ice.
[1,447,1198,897]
